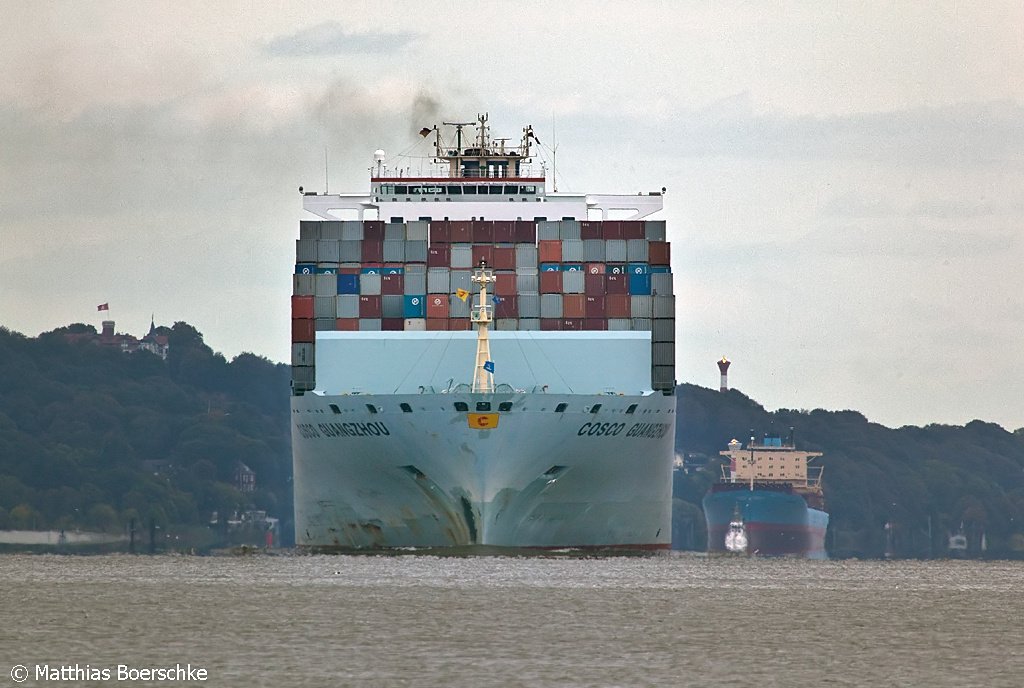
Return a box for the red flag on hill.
[97,303,109,311]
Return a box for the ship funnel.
[717,356,730,392]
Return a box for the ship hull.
[703,485,828,558]
[292,391,675,550]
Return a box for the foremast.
[471,260,495,393]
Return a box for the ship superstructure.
[703,431,828,557]
[290,114,676,550]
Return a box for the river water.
[0,553,1019,687]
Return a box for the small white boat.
[724,512,748,553]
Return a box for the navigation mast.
[471,260,495,393]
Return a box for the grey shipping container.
[293,274,315,296]
[518,318,541,331]
[359,318,382,331]
[450,270,471,294]
[605,239,627,262]
[631,318,652,331]
[626,239,649,262]
[450,293,470,318]
[299,220,320,242]
[406,221,429,241]
[515,245,538,268]
[607,318,632,331]
[630,295,653,318]
[314,317,335,331]
[561,239,584,262]
[540,294,563,318]
[360,273,382,295]
[383,240,405,262]
[496,318,519,331]
[518,293,540,318]
[385,223,406,241]
[652,318,675,341]
[558,220,581,240]
[405,240,428,263]
[652,343,675,366]
[405,263,427,275]
[562,270,585,293]
[652,365,675,388]
[317,240,340,262]
[296,239,317,262]
[516,273,539,292]
[321,221,343,240]
[336,295,359,318]
[291,343,314,367]
[340,240,362,262]
[645,220,667,241]
[537,220,560,240]
[314,274,336,296]
[583,239,605,262]
[314,295,335,318]
[342,220,363,240]
[450,244,473,268]
[651,273,673,296]
[292,366,315,392]
[382,295,404,318]
[404,273,427,295]
[427,268,450,293]
[653,295,675,319]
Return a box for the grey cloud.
[262,22,417,56]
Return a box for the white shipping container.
[515,245,538,268]
[607,318,632,331]
[404,318,427,331]
[450,270,471,293]
[359,318,382,331]
[404,274,427,295]
[605,240,627,262]
[359,273,382,295]
[341,220,363,240]
[518,293,540,318]
[540,294,563,318]
[406,221,429,241]
[626,239,649,262]
[561,239,584,262]
[562,270,585,294]
[450,244,473,268]
[427,269,450,293]
[516,274,539,292]
[336,295,360,318]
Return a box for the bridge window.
[447,186,462,195]
[463,186,477,195]
[520,186,537,194]
[504,185,519,194]
[476,401,491,412]
[488,185,504,195]
[394,185,408,194]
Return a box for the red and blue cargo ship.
[703,432,828,558]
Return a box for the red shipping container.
[495,295,518,318]
[472,220,495,243]
[607,294,631,318]
[585,296,606,318]
[449,318,471,331]
[381,273,404,295]
[583,318,608,330]
[338,266,360,275]
[359,295,382,318]
[361,262,383,273]
[580,220,602,240]
[426,318,449,331]
[427,245,450,267]
[472,244,494,267]
[561,319,582,331]
[493,221,515,243]
[605,273,628,295]
[649,241,671,265]
[602,220,623,240]
[513,220,536,243]
[335,318,359,331]
[622,220,644,239]
[586,263,605,275]
[292,295,314,320]
[540,319,561,331]
[361,240,383,262]
[495,272,517,296]
[426,294,449,319]
[431,220,450,244]
[492,246,516,270]
[292,318,315,342]
[585,273,606,295]
[563,294,586,318]
[540,271,563,294]
[382,318,404,331]
[363,220,384,241]
[538,240,562,263]
[450,220,472,243]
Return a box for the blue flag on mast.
[483,360,495,374]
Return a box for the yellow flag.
[456,288,469,302]
[467,413,499,429]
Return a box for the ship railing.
[372,165,545,179]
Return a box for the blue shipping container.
[360,267,381,275]
[315,266,336,274]
[540,263,560,272]
[336,274,359,294]
[629,263,651,295]
[404,295,426,318]
[295,264,315,275]
[650,266,671,273]
[382,266,405,275]
[561,264,584,272]
[605,264,626,275]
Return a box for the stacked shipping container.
[293,219,675,394]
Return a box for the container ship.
[703,432,827,558]
[290,114,676,551]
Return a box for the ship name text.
[296,422,391,440]
[577,422,669,439]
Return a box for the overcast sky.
[2,1,1023,430]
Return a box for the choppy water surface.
[0,553,1020,687]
